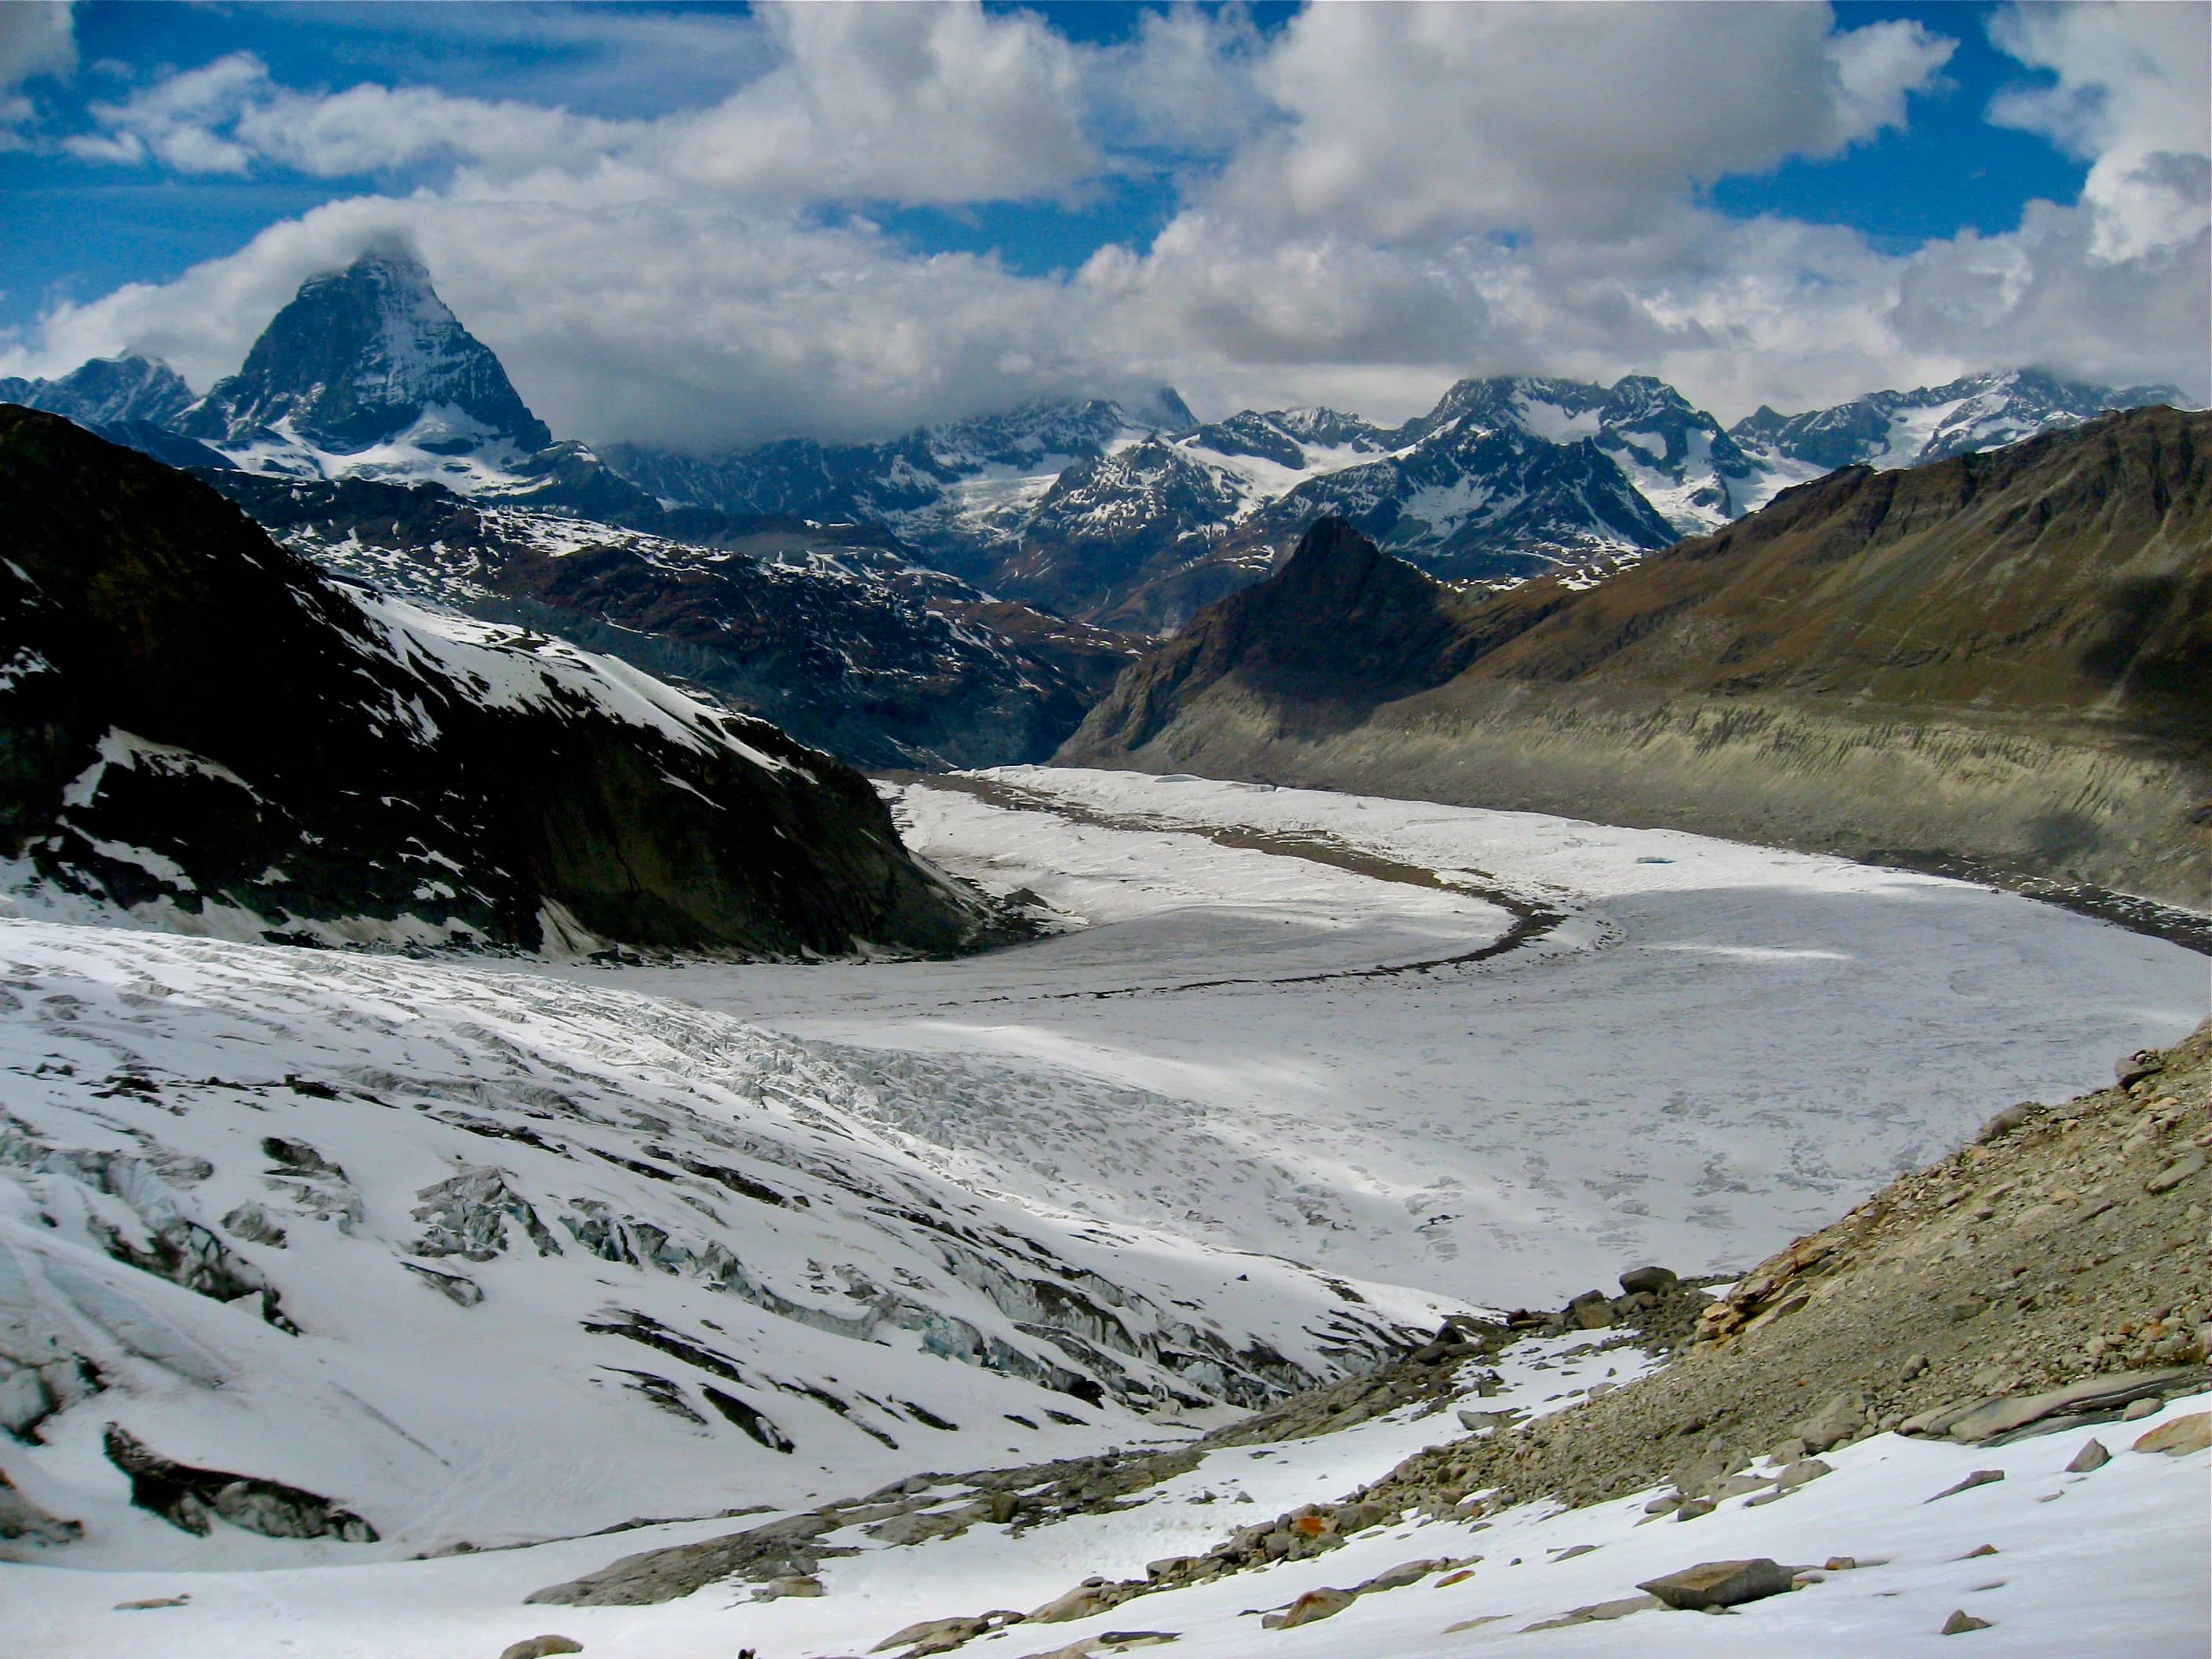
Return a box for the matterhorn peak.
[177,248,551,460]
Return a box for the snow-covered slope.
[0,920,1449,1562]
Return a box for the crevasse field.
[5,767,2205,1657]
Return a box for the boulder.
[1030,1585,1121,1624]
[1354,1558,1452,1594]
[1976,1103,2043,1142]
[2065,1439,2110,1472]
[1636,1558,1797,1610]
[1263,1587,1354,1629]
[1708,1474,1774,1500]
[499,1640,583,1659]
[1793,1390,1867,1453]
[2115,1050,2164,1089]
[1332,1501,1390,1533]
[1619,1265,1679,1295]
[1457,1408,1519,1433]
[1775,1458,1832,1492]
[1942,1610,1994,1635]
[1916,1367,2206,1444]
[2132,1413,2210,1456]
[1523,1593,1662,1631]
[1925,1470,2005,1503]
[2145,1152,2206,1195]
[753,1574,825,1600]
[873,1616,991,1653]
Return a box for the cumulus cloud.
[9,0,2204,445]
[1210,3,1954,243]
[1988,1,2210,261]
[62,1,1095,202]
[65,51,269,172]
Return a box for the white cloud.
[1828,18,1959,138]
[1084,3,1272,157]
[0,1,74,87]
[1211,3,1954,243]
[664,2,1096,204]
[66,50,269,173]
[63,2,1096,204]
[0,0,75,149]
[9,1,2204,445]
[1989,1,2211,262]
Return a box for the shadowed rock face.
[0,407,987,956]
[1062,408,2212,911]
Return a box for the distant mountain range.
[1062,405,2212,914]
[3,254,1136,768]
[3,247,2187,664]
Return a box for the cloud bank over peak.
[5,1,2204,450]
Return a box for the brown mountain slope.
[1060,406,2212,911]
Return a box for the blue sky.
[0,2,2201,445]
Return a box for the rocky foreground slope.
[1350,1018,2211,1521]
[0,408,986,955]
[1064,407,2212,912]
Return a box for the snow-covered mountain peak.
[174,249,552,472]
[1727,366,2187,475]
[0,351,196,428]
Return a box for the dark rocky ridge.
[1061,407,2212,912]
[0,408,987,955]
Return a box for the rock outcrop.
[1062,408,2212,912]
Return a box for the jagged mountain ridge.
[0,352,196,427]
[610,368,2185,632]
[1062,406,2212,911]
[208,471,1138,771]
[2,258,1148,771]
[0,407,988,956]
[606,388,1200,584]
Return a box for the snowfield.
[583,768,2206,1304]
[2,765,2204,1655]
[0,922,1456,1557]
